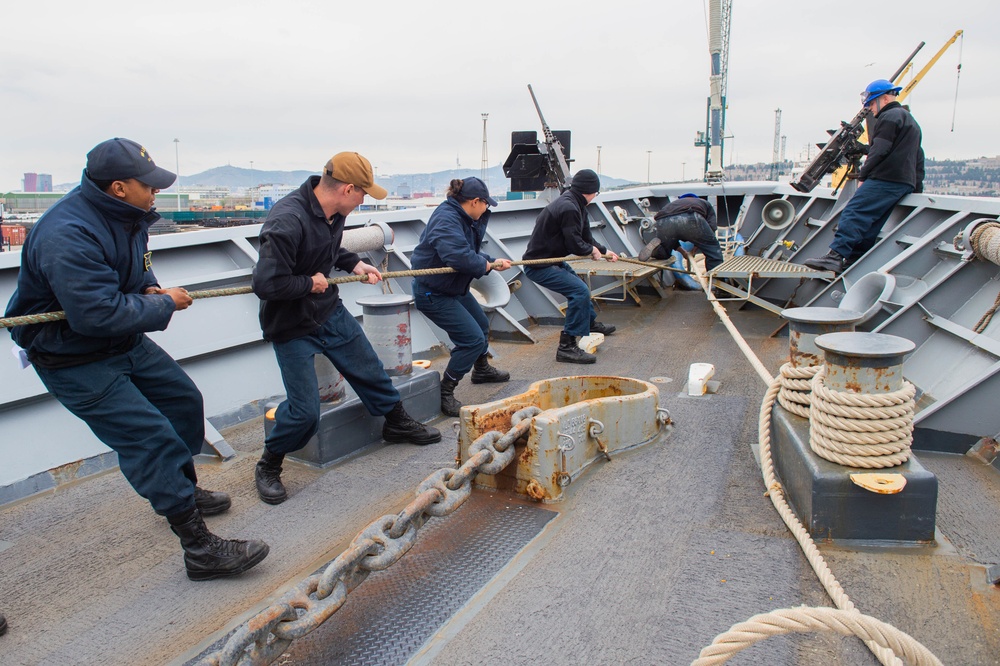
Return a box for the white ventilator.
[687,363,716,396]
[577,333,605,354]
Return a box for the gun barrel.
[527,84,555,142]
[891,42,926,83]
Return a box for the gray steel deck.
[1,291,997,665]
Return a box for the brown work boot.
[638,237,663,262]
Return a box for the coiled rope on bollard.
[0,255,594,329]
[808,366,916,469]
[775,362,821,419]
[689,260,940,666]
[970,221,1000,266]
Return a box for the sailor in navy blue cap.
[84,137,177,211]
[5,138,270,581]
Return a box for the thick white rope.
[808,366,916,469]
[688,260,940,666]
[970,222,1000,266]
[776,362,820,419]
[692,607,942,666]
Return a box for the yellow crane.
[831,29,963,189]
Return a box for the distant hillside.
[180,166,314,189]
[179,164,634,196]
[723,156,1000,197]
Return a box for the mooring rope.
[692,607,942,666]
[775,362,820,419]
[970,221,1000,266]
[0,255,594,329]
[688,260,940,666]
[808,366,916,469]
[969,222,1000,334]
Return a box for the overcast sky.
[2,0,994,191]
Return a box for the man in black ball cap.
[4,138,269,581]
[522,169,619,363]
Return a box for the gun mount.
[503,85,573,193]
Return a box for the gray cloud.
[2,0,992,191]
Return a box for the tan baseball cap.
[323,152,388,200]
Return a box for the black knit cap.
[569,169,601,195]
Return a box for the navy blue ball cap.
[460,176,498,206]
[86,138,176,189]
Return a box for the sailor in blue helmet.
[637,193,724,272]
[522,169,619,364]
[4,138,270,581]
[803,79,924,274]
[410,177,513,416]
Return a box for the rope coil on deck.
[808,366,916,469]
[775,362,820,419]
[693,606,942,666]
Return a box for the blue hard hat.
[862,79,902,105]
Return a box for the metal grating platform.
[571,259,669,305]
[191,492,557,665]
[708,255,835,315]
[709,254,834,280]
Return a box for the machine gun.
[791,43,925,193]
[790,107,871,193]
[503,84,573,192]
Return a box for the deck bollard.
[781,307,865,368]
[356,294,414,376]
[813,331,915,394]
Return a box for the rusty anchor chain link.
[196,406,542,666]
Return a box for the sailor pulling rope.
[0,253,692,330]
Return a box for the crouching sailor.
[5,138,269,581]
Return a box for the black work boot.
[440,374,462,417]
[590,321,616,335]
[194,486,231,516]
[383,401,442,445]
[168,507,269,581]
[638,237,663,262]
[556,331,597,364]
[802,250,847,274]
[255,448,288,505]
[0,612,7,636]
[470,354,510,384]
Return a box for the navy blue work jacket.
[410,197,494,297]
[5,173,174,367]
[252,177,362,342]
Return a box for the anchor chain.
[195,406,541,666]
